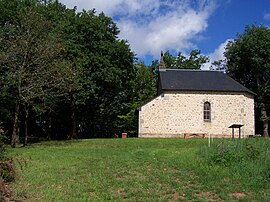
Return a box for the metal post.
[239,128,241,139]
[208,133,211,147]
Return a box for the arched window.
[204,102,211,122]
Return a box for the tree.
[224,25,270,137]
[45,9,137,138]
[163,49,209,69]
[210,60,227,71]
[0,0,76,147]
[118,61,158,135]
[0,0,137,141]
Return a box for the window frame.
[203,102,211,122]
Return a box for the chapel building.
[138,53,255,138]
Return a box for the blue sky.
[59,0,270,68]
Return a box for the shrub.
[200,138,270,188]
[205,140,261,166]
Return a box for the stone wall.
[138,91,254,138]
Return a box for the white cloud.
[60,0,217,57]
[118,9,210,56]
[209,39,231,61]
[202,39,232,70]
[118,0,216,56]
[264,13,270,21]
[60,0,160,16]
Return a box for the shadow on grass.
[17,136,84,148]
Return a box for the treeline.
[0,0,139,146]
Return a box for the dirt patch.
[173,176,182,183]
[184,180,195,188]
[113,169,147,181]
[195,191,223,201]
[229,192,246,199]
[170,193,186,201]
[162,191,186,202]
[116,188,126,195]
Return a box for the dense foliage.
[0,0,138,144]
[225,25,270,137]
[118,61,159,135]
[163,50,209,69]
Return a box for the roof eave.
[161,88,256,95]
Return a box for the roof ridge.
[165,69,224,72]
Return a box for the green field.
[11,138,270,201]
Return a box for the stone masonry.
[138,90,254,138]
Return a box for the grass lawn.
[10,138,270,201]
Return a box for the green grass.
[10,138,270,201]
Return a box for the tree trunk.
[70,101,77,139]
[11,102,20,148]
[24,104,29,147]
[261,103,269,137]
[47,109,52,140]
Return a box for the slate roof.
[158,69,254,95]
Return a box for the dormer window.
[204,102,211,122]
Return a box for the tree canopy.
[163,50,209,69]
[0,0,137,145]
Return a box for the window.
[204,102,211,122]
